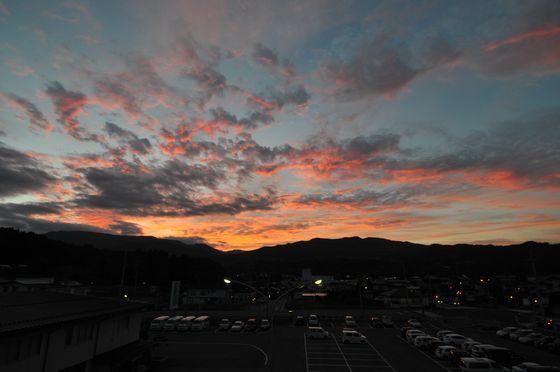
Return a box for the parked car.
[150,316,170,331]
[400,326,414,338]
[462,340,481,352]
[217,318,231,332]
[177,315,196,331]
[190,315,210,331]
[514,365,560,372]
[496,327,518,337]
[307,314,319,326]
[512,362,544,372]
[449,349,471,366]
[414,336,439,348]
[308,326,330,339]
[370,316,383,328]
[163,316,184,331]
[408,319,422,327]
[518,333,543,344]
[435,345,456,360]
[245,318,257,332]
[260,319,270,331]
[510,329,533,341]
[458,357,507,371]
[534,336,555,349]
[230,320,244,332]
[483,347,524,368]
[406,329,425,343]
[443,333,470,346]
[437,330,455,338]
[345,315,357,328]
[471,344,497,357]
[427,340,445,353]
[342,329,367,344]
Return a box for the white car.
[510,329,533,341]
[518,332,543,344]
[217,318,231,331]
[459,357,507,371]
[344,315,357,328]
[512,362,542,372]
[436,330,454,338]
[342,329,367,344]
[149,316,170,331]
[443,333,470,346]
[496,327,518,337]
[163,315,184,331]
[462,340,481,352]
[308,326,329,339]
[177,315,196,331]
[406,330,426,343]
[308,314,319,326]
[435,345,456,360]
[471,344,497,357]
[414,336,438,348]
[230,320,244,332]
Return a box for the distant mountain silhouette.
[45,231,220,258]
[222,237,560,276]
[5,228,560,277]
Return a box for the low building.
[0,291,149,372]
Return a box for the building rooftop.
[0,291,145,334]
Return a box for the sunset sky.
[0,0,559,250]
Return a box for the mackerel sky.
[0,0,559,250]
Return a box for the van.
[191,315,210,331]
[163,315,184,331]
[342,329,366,344]
[149,316,170,331]
[177,315,196,331]
[459,357,507,371]
[308,326,329,339]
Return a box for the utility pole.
[119,250,128,298]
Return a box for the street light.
[314,279,323,285]
[223,278,232,284]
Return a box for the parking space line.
[331,335,353,372]
[364,339,397,372]
[304,333,310,372]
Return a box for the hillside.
[223,237,560,277]
[45,231,220,258]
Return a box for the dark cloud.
[252,42,297,79]
[72,161,277,217]
[270,85,310,108]
[0,202,109,234]
[210,107,273,131]
[165,236,210,245]
[0,93,52,132]
[480,2,560,76]
[0,142,56,197]
[104,122,152,155]
[325,35,460,100]
[109,220,143,235]
[45,81,101,141]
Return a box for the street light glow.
[314,279,323,285]
[224,278,232,284]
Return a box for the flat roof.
[0,291,145,334]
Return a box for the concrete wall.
[1,312,141,372]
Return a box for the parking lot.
[149,312,456,371]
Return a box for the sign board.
[169,281,181,310]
